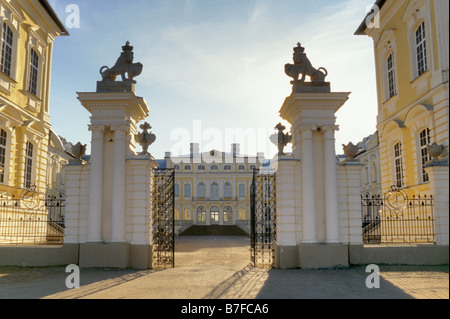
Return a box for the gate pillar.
[64,43,158,269]
[275,44,353,268]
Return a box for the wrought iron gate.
[250,170,277,268]
[152,169,175,269]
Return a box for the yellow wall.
[0,0,66,196]
[363,0,449,196]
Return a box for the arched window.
[197,206,206,224]
[419,128,431,183]
[394,142,404,188]
[197,182,206,198]
[211,165,219,171]
[210,182,219,200]
[210,206,219,225]
[223,206,233,224]
[224,182,232,198]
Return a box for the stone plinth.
[96,80,135,93]
[291,81,331,94]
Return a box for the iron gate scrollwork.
[152,169,175,269]
[361,186,435,244]
[250,169,277,268]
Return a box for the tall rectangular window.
[29,49,39,96]
[184,183,191,197]
[1,23,14,77]
[419,128,431,183]
[394,142,404,188]
[24,142,34,189]
[387,53,396,98]
[238,184,245,197]
[0,129,7,184]
[415,22,428,76]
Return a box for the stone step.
[179,225,248,236]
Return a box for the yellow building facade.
[356,0,449,196]
[0,0,68,198]
[161,143,269,233]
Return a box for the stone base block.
[79,243,153,269]
[275,246,299,269]
[299,244,349,269]
[349,244,449,265]
[275,244,349,269]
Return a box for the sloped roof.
[39,0,69,35]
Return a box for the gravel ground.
[0,236,448,300]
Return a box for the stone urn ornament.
[71,142,87,161]
[135,122,156,156]
[427,142,445,164]
[343,142,359,162]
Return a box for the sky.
[47,0,377,160]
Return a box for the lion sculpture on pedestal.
[100,42,143,83]
[285,43,328,84]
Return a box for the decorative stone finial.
[270,123,292,155]
[426,142,447,166]
[72,142,87,160]
[71,142,87,163]
[343,142,359,162]
[135,122,156,156]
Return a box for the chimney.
[232,143,240,156]
[190,143,200,156]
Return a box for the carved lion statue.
[285,43,328,83]
[100,42,143,83]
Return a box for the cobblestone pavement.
[0,236,448,300]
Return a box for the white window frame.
[224,182,232,198]
[183,183,192,198]
[197,182,206,198]
[386,53,397,99]
[0,8,21,93]
[418,128,431,183]
[414,21,428,77]
[210,182,219,200]
[223,206,233,224]
[24,141,34,189]
[238,183,245,198]
[0,128,7,184]
[403,1,434,83]
[196,206,206,224]
[393,142,404,188]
